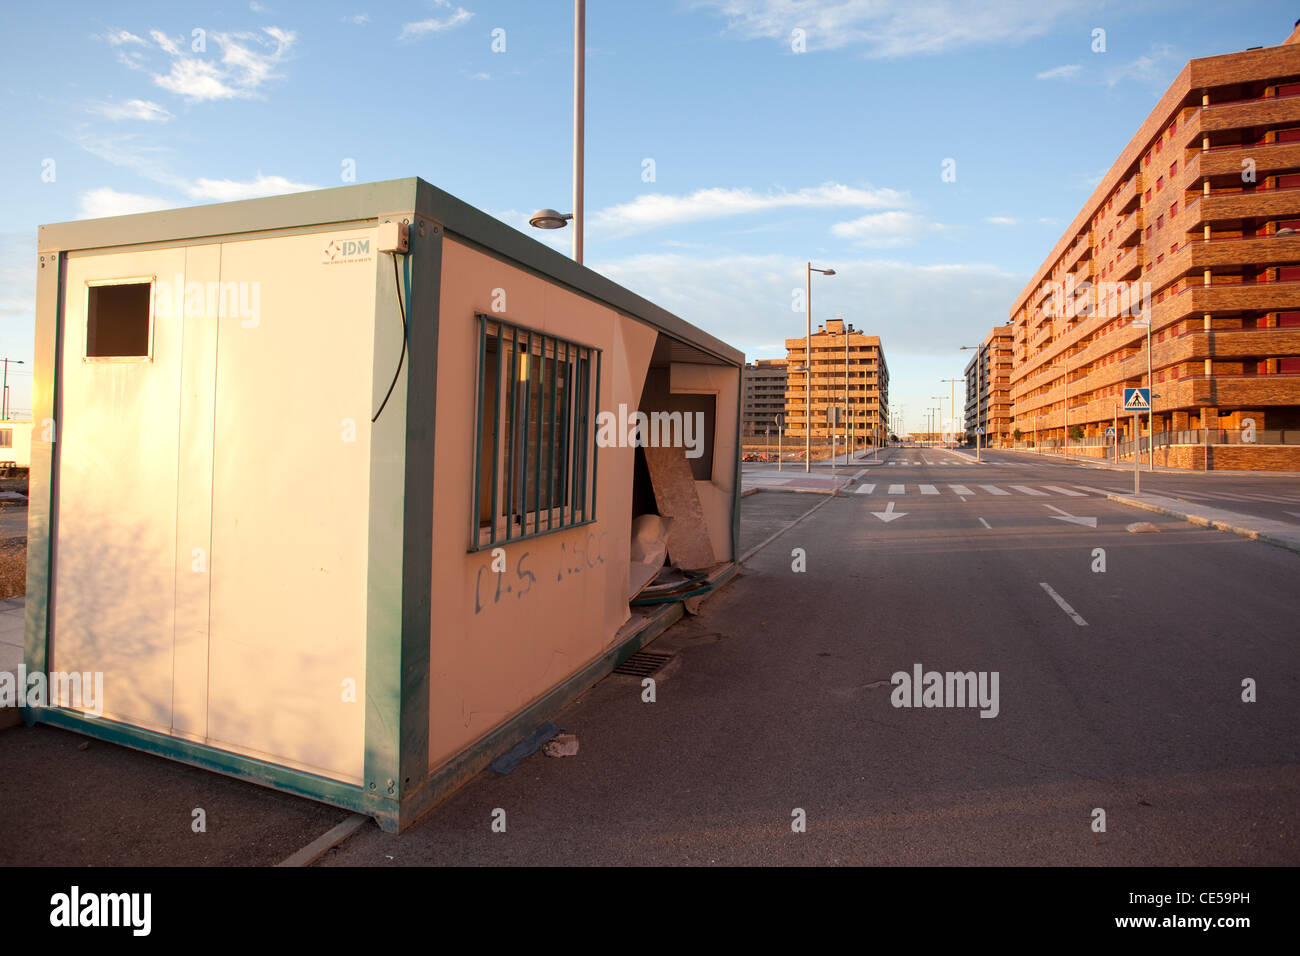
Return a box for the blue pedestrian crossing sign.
[975,426,985,435]
[1105,427,1116,437]
[1123,387,1150,411]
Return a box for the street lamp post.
[931,396,944,448]
[1,358,22,420]
[1132,315,1155,471]
[527,0,586,263]
[804,262,836,472]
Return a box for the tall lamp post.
[528,0,586,263]
[803,262,836,472]
[959,344,982,461]
[931,396,945,448]
[1132,314,1156,471]
[1,358,22,420]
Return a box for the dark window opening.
[87,282,152,358]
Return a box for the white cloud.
[830,210,948,246]
[103,29,146,46]
[250,1,273,12]
[696,0,1086,57]
[593,252,1022,356]
[149,29,182,56]
[986,216,1018,226]
[148,27,296,102]
[1036,63,1081,80]
[89,99,173,122]
[78,187,173,219]
[593,183,908,235]
[343,13,371,25]
[1107,44,1178,88]
[186,174,317,202]
[399,4,473,40]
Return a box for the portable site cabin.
[1,421,32,470]
[25,178,742,831]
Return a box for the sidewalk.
[1106,492,1300,556]
[993,446,1300,478]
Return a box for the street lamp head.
[821,268,836,276]
[528,208,573,229]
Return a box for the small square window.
[86,280,153,359]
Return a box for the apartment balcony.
[1113,174,1141,215]
[1152,279,1300,326]
[1115,209,1142,247]
[1143,233,1300,294]
[1183,185,1300,230]
[1188,140,1300,185]
[1116,244,1144,280]
[1181,92,1300,148]
[1062,232,1093,272]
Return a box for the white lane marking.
[1039,582,1088,626]
[978,517,991,529]
[1168,489,1214,500]
[950,485,973,496]
[1229,492,1300,503]
[888,484,905,494]
[1010,485,1049,496]
[1209,492,1261,501]
[1042,485,1086,497]
[979,485,1010,495]
[853,483,876,495]
[887,461,897,466]
[1286,512,1300,520]
[1043,503,1097,527]
[919,484,939,494]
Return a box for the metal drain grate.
[613,651,674,677]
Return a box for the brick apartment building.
[963,325,1014,447]
[784,319,889,449]
[1008,21,1300,469]
[742,358,787,437]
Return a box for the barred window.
[470,314,601,550]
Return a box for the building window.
[1157,214,1164,230]
[1144,189,1152,203]
[1170,161,1178,177]
[0,429,10,449]
[1156,176,1164,192]
[470,314,601,551]
[85,279,153,360]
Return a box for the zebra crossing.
[885,459,1042,466]
[852,480,1300,504]
[851,482,1104,498]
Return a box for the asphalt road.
[323,449,1299,865]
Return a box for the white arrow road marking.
[1040,582,1088,626]
[1044,504,1097,527]
[853,483,877,495]
[978,517,991,529]
[872,500,907,522]
[1285,511,1300,520]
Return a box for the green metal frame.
[468,314,601,553]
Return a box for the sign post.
[776,412,784,472]
[1123,388,1150,494]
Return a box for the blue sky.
[1,0,1296,431]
